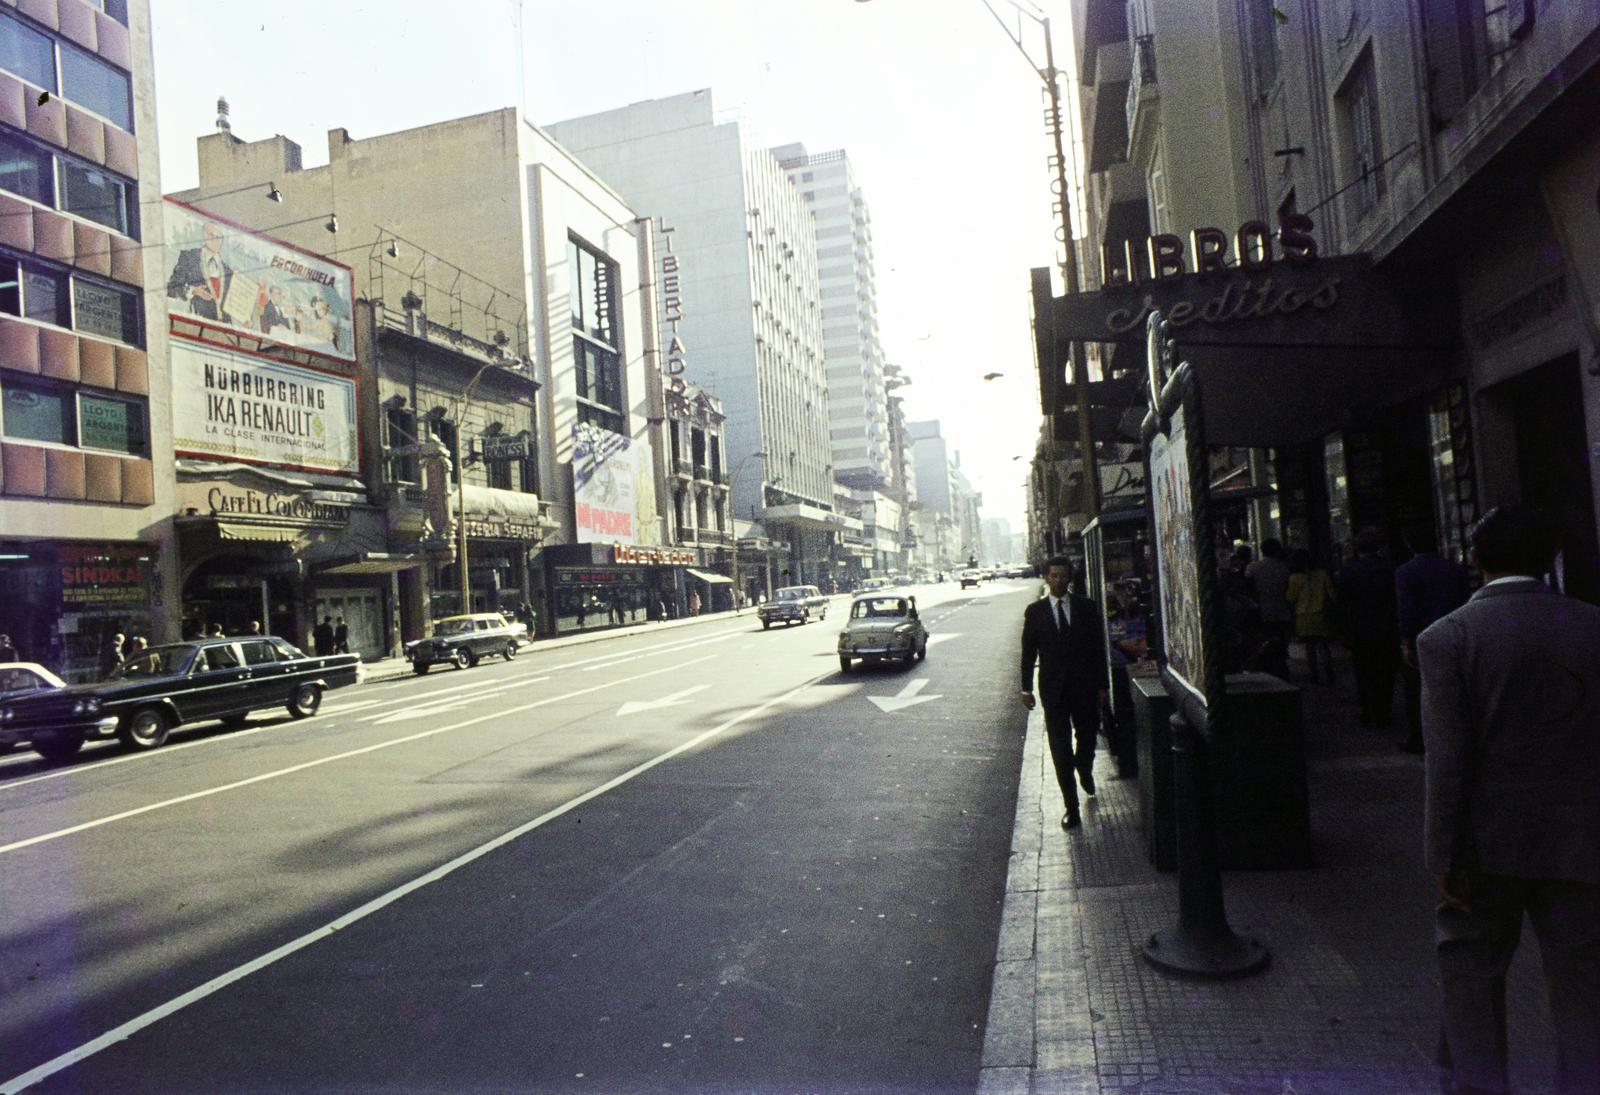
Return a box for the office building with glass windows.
[546,90,842,587]
[0,0,177,680]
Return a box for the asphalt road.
[0,580,1037,1094]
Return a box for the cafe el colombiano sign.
[171,340,358,476]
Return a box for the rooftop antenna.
[215,96,231,134]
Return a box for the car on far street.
[758,584,827,629]
[959,569,982,589]
[837,593,928,671]
[0,663,65,753]
[405,612,527,674]
[0,637,363,762]
[858,577,892,593]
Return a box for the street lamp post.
[982,0,1101,522]
[452,358,522,616]
[727,450,768,613]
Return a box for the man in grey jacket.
[1419,506,1600,1095]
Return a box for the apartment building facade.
[0,0,176,679]
[1059,0,1600,602]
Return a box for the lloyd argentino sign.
[171,340,358,476]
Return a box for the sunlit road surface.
[1,581,1036,1094]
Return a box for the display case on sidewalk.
[1133,670,1312,870]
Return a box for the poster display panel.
[170,340,358,475]
[1149,404,1208,704]
[573,422,638,545]
[164,199,355,363]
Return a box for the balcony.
[693,464,712,484]
[673,458,694,479]
[1126,34,1158,152]
[1085,38,1132,173]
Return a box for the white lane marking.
[0,668,829,1095]
[0,635,745,793]
[615,684,710,718]
[368,678,551,725]
[0,657,713,858]
[926,633,962,646]
[575,627,750,672]
[0,676,519,795]
[867,678,943,713]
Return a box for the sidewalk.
[982,655,1561,1095]
[354,607,765,685]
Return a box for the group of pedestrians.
[1020,507,1599,1093]
[311,617,350,656]
[1219,525,1478,755]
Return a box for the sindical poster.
[170,340,358,476]
[573,422,638,545]
[1149,404,1207,702]
[164,199,355,363]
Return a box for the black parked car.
[0,637,364,762]
[404,613,527,674]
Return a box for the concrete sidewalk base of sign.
[980,665,1561,1095]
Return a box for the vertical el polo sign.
[170,341,358,475]
[573,422,637,545]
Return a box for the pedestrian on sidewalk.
[1020,555,1109,830]
[1395,525,1470,754]
[1219,542,1260,673]
[1338,527,1398,727]
[1286,548,1336,682]
[1247,537,1293,679]
[1420,505,1600,1095]
[100,633,125,679]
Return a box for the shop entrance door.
[312,590,385,660]
[1504,355,1599,604]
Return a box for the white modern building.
[773,144,893,493]
[546,90,839,585]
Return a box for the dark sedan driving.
[0,636,364,762]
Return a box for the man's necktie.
[1056,599,1069,632]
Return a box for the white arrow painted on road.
[616,684,710,717]
[867,678,943,713]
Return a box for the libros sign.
[1046,217,1409,351]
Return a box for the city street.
[0,582,1035,1094]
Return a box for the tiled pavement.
[981,659,1561,1095]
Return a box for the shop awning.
[686,568,733,585]
[216,521,299,543]
[317,553,426,575]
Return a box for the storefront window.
[73,277,141,344]
[0,130,52,205]
[0,11,57,93]
[1427,385,1477,565]
[24,265,68,327]
[59,41,133,132]
[78,392,145,455]
[57,159,132,235]
[2,381,73,444]
[0,541,154,683]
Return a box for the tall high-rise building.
[547,90,839,585]
[0,0,179,678]
[772,144,892,493]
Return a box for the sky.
[153,0,1081,533]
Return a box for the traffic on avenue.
[0,579,1034,1094]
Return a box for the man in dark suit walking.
[1021,555,1110,830]
[1420,506,1600,1094]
